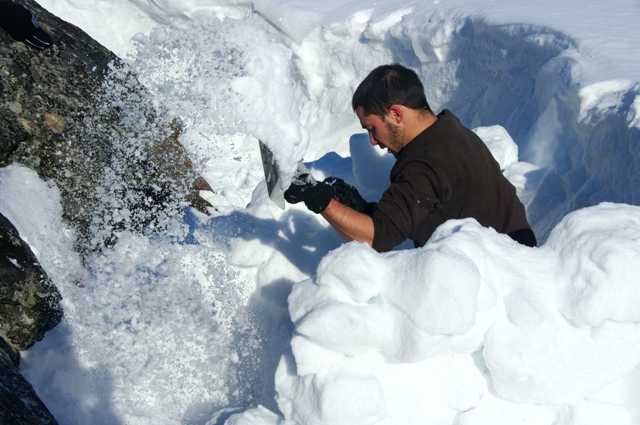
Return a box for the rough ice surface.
[2,0,640,424]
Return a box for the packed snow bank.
[527,80,640,241]
[283,14,640,244]
[276,204,640,425]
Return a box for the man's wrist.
[321,199,375,246]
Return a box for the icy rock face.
[0,338,19,368]
[0,349,59,425]
[0,213,62,351]
[0,0,209,253]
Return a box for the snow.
[129,16,309,193]
[1,0,640,424]
[278,211,640,422]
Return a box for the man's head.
[352,64,434,155]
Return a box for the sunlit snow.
[1,0,640,424]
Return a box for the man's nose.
[368,132,377,146]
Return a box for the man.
[285,64,536,252]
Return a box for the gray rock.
[0,337,19,368]
[1,0,213,254]
[0,348,58,425]
[0,213,62,351]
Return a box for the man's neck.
[403,109,438,144]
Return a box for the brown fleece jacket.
[371,109,532,252]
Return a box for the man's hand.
[284,171,376,245]
[284,173,335,214]
[323,177,372,214]
[0,1,53,50]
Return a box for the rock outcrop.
[0,213,62,351]
[0,210,61,424]
[0,347,58,425]
[1,0,212,254]
[0,0,220,421]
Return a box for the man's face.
[356,106,405,155]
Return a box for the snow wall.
[116,2,640,243]
[286,13,640,244]
[34,0,640,241]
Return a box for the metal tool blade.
[259,140,285,209]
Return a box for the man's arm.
[284,173,376,245]
[321,199,374,247]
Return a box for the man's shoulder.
[433,109,465,131]
[406,109,461,147]
[390,145,448,185]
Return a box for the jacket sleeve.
[371,160,449,252]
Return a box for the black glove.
[284,173,334,214]
[0,1,53,50]
[323,177,371,214]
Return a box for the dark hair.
[352,64,431,117]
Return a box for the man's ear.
[387,105,404,124]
